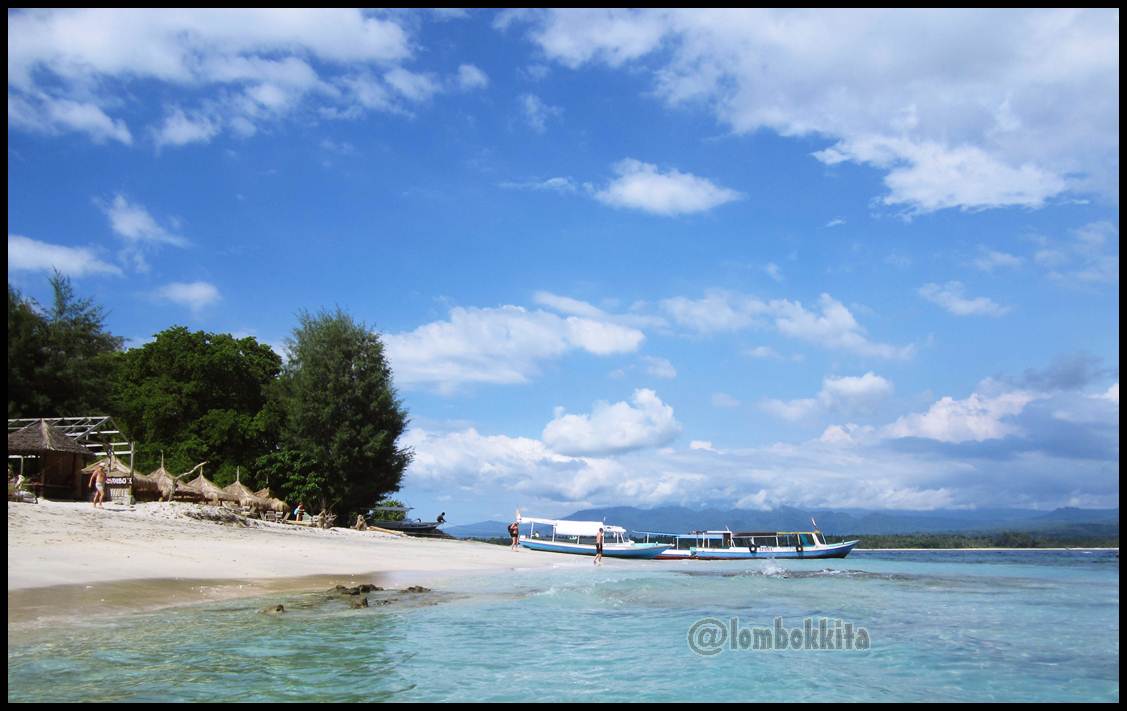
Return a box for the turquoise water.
[7,551,1119,702]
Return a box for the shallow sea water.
[7,550,1119,702]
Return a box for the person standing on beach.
[508,520,520,550]
[594,527,605,566]
[88,464,107,509]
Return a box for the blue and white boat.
[518,515,672,559]
[637,529,859,560]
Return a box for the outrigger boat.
[637,527,859,560]
[517,515,672,559]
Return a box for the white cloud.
[761,372,893,422]
[384,67,441,103]
[642,355,677,379]
[506,9,1118,212]
[8,234,122,277]
[455,63,489,91]
[384,304,645,393]
[9,93,133,145]
[882,389,1035,443]
[520,93,561,133]
[662,291,913,359]
[101,195,187,247]
[594,158,742,216]
[500,177,578,193]
[153,108,221,148]
[711,392,741,408]
[971,247,1023,272]
[919,281,1010,317]
[542,388,681,456]
[7,9,443,145]
[689,440,718,452]
[764,262,783,282]
[154,281,221,312]
[745,346,781,360]
[825,218,846,228]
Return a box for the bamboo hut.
[8,419,92,499]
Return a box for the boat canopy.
[519,516,626,537]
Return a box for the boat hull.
[684,540,859,560]
[519,538,672,558]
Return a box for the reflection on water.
[7,551,1119,702]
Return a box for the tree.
[7,272,123,417]
[263,308,412,523]
[112,326,282,481]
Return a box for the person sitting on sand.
[354,513,368,531]
[294,502,306,521]
[88,464,107,509]
[508,520,520,550]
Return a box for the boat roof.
[733,531,818,537]
[519,516,626,536]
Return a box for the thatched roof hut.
[8,419,90,456]
[186,473,239,505]
[254,487,289,513]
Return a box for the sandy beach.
[7,500,580,624]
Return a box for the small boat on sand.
[518,515,672,558]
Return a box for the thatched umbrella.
[148,460,203,502]
[223,469,270,511]
[185,471,239,505]
[254,487,289,514]
[83,456,161,499]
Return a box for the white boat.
[637,529,859,560]
[517,515,671,558]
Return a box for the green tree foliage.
[263,308,412,521]
[112,326,282,483]
[7,273,124,417]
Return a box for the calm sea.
[7,550,1119,702]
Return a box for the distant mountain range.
[444,505,1120,539]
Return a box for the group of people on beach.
[508,520,605,565]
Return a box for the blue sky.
[7,9,1119,524]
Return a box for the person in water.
[508,520,520,550]
[594,527,605,566]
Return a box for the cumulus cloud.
[761,372,894,422]
[661,290,913,359]
[971,247,1023,272]
[542,388,682,456]
[455,63,489,91]
[594,158,742,216]
[383,304,644,393]
[7,9,483,145]
[8,234,122,277]
[882,389,1035,443]
[919,281,1010,317]
[504,9,1118,212]
[154,281,221,312]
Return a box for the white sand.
[7,500,577,592]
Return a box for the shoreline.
[6,500,582,625]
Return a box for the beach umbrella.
[185,472,239,505]
[254,487,289,513]
[82,456,161,499]
[223,469,270,511]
